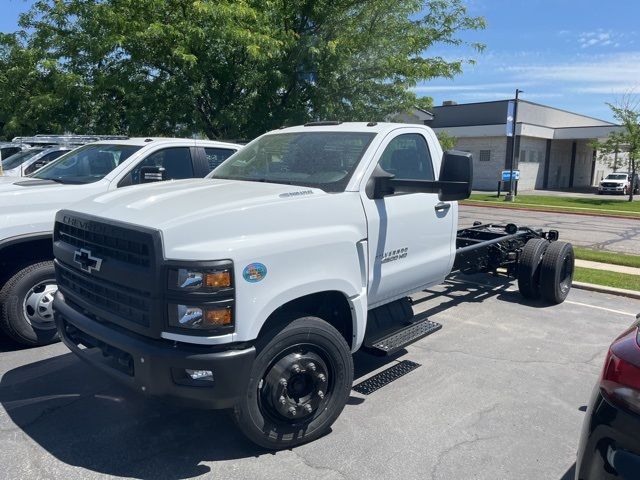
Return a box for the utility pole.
[505,89,523,202]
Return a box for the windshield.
[31,144,142,184]
[210,131,376,192]
[1,148,44,171]
[605,174,628,180]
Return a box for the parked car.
[0,137,242,346]
[598,172,640,195]
[0,142,29,163]
[576,314,640,479]
[1,146,72,177]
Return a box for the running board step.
[364,318,442,356]
[352,360,421,395]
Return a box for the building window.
[520,149,526,162]
[479,150,491,162]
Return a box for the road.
[460,204,640,255]
[1,277,638,480]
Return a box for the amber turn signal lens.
[204,271,231,288]
[204,308,232,326]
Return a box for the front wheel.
[0,261,60,346]
[233,316,353,449]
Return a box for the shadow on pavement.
[0,347,406,478]
[0,277,555,478]
[0,333,32,353]
[560,463,576,480]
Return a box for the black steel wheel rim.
[559,252,574,294]
[257,343,335,425]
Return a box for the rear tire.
[539,241,574,305]
[517,238,549,299]
[233,316,353,449]
[0,261,59,346]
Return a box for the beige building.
[398,100,623,191]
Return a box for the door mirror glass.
[438,150,473,201]
[140,165,165,183]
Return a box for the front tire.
[0,261,59,346]
[233,316,353,449]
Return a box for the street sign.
[502,170,520,181]
[506,100,515,137]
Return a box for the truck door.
[362,131,455,308]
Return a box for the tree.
[436,131,457,150]
[1,0,485,140]
[594,95,640,202]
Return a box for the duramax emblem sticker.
[243,263,267,283]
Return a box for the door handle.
[434,202,451,212]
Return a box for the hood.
[66,178,366,260]
[0,178,105,239]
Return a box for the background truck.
[0,137,242,346]
[51,122,575,449]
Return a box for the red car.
[576,314,640,479]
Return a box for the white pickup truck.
[51,122,574,449]
[0,137,242,346]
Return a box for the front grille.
[58,265,151,327]
[601,183,621,188]
[54,212,160,334]
[56,221,151,268]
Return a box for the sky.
[2,0,639,123]
[415,0,640,122]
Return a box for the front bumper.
[54,291,255,409]
[599,186,625,193]
[576,386,640,479]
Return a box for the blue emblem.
[243,263,267,283]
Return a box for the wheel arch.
[257,290,359,350]
[0,233,53,285]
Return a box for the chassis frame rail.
[454,223,559,276]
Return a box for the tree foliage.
[594,95,640,201]
[0,0,485,140]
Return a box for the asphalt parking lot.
[1,275,638,480]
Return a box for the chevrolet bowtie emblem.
[74,248,103,273]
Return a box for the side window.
[378,133,435,183]
[24,150,67,175]
[129,147,194,184]
[2,147,21,159]
[204,147,236,172]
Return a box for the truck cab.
[51,122,476,448]
[0,137,242,346]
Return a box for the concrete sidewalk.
[575,259,640,276]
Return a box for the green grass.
[464,193,640,218]
[574,267,640,292]
[574,247,640,269]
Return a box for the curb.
[572,281,640,301]
[462,201,640,221]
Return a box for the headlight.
[169,304,233,329]
[168,267,232,291]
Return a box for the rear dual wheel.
[518,239,574,304]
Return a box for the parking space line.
[565,300,637,317]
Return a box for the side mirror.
[438,150,473,201]
[366,150,473,201]
[140,166,165,184]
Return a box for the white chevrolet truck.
[52,122,574,448]
[0,137,241,346]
